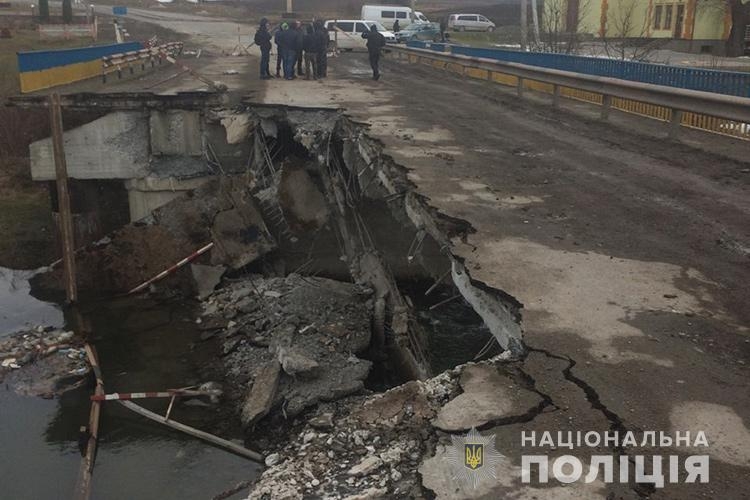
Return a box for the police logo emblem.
[445,427,502,488]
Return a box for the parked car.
[396,22,442,43]
[448,14,496,32]
[361,5,429,30]
[324,20,396,51]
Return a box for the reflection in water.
[1,294,260,500]
[0,267,63,336]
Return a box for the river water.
[0,268,259,500]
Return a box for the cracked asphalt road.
[64,6,750,497]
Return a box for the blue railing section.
[406,41,750,98]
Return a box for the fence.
[101,42,183,82]
[407,41,750,98]
[18,42,142,93]
[393,45,750,141]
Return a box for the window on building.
[382,10,395,18]
[664,4,673,29]
[653,5,663,29]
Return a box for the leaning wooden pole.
[49,93,77,303]
[74,343,105,500]
[118,400,264,463]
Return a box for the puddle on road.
[0,284,259,500]
[0,267,63,336]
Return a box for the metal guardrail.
[391,45,750,140]
[101,42,183,82]
[407,41,750,98]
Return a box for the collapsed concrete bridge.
[18,92,525,385]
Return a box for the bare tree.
[540,0,591,53]
[602,0,655,60]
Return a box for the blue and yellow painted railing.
[17,42,142,93]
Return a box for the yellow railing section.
[397,52,750,141]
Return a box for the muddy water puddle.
[0,267,63,336]
[0,272,259,500]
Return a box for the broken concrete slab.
[432,364,542,432]
[191,264,226,300]
[242,359,282,427]
[209,204,276,270]
[278,159,330,231]
[221,112,253,144]
[353,381,435,427]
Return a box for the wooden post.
[49,93,77,304]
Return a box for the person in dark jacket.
[274,22,288,77]
[254,18,273,79]
[303,24,318,80]
[361,24,386,80]
[392,19,400,33]
[314,20,328,78]
[294,22,305,77]
[280,21,302,80]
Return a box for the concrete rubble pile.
[198,273,376,425]
[0,328,90,397]
[246,374,458,500]
[244,356,545,500]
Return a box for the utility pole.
[530,0,541,47]
[520,0,528,51]
[49,93,78,304]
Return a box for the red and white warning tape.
[91,391,175,401]
[90,388,215,401]
[126,242,214,295]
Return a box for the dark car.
[395,22,443,43]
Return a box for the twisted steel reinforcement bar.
[389,46,750,140]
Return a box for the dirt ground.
[4,5,750,497]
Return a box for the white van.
[360,5,427,30]
[324,20,396,51]
[448,14,497,32]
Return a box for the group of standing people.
[255,17,388,82]
[254,18,328,81]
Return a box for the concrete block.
[150,110,202,156]
[125,176,211,221]
[29,111,149,181]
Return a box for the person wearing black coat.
[274,23,288,77]
[254,18,273,79]
[293,22,304,77]
[302,24,319,80]
[361,24,386,80]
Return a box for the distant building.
[559,0,739,54]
